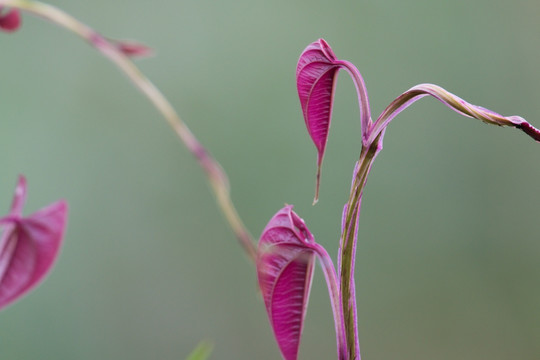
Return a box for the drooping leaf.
[257,206,347,360]
[296,39,371,203]
[257,206,315,360]
[0,176,68,311]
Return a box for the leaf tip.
[317,38,337,61]
[313,167,321,205]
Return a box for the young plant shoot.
[1,3,538,360]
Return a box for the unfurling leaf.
[296,39,371,203]
[0,176,68,311]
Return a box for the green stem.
[0,0,257,262]
[340,133,382,360]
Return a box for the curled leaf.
[296,39,371,203]
[0,176,68,311]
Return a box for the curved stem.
[339,132,383,360]
[0,0,257,261]
[311,243,348,360]
[368,83,540,145]
[336,60,372,145]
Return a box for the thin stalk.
[0,0,257,261]
[311,243,348,360]
[339,133,382,360]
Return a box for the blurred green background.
[1,0,539,359]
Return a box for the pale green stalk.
[0,0,257,261]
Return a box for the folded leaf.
[257,206,315,360]
[0,176,68,311]
[257,205,347,360]
[296,39,371,203]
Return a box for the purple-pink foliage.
[257,206,317,360]
[296,39,371,203]
[0,176,68,311]
[2,7,538,358]
[257,38,540,360]
[257,206,346,360]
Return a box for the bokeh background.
[1,0,539,359]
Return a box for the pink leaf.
[257,206,315,360]
[0,176,68,311]
[257,206,347,360]
[296,39,371,203]
[0,7,21,33]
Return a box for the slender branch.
[368,83,540,145]
[0,0,257,261]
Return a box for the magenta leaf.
[257,206,315,360]
[0,176,68,311]
[0,7,21,33]
[296,39,371,203]
[257,205,346,360]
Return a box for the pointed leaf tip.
[0,8,21,33]
[296,39,371,201]
[257,206,316,360]
[296,40,340,201]
[0,178,68,311]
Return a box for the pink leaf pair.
[257,206,346,360]
[0,176,68,311]
[0,6,21,32]
[294,38,540,359]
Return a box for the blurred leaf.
[185,341,213,360]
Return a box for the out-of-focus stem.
[0,0,257,261]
